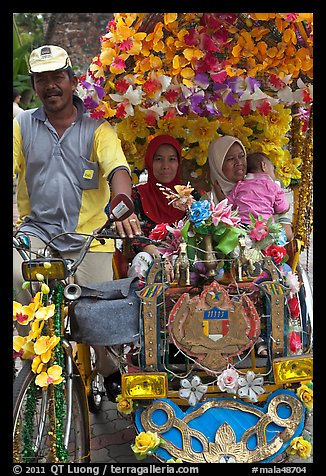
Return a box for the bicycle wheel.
[13,357,90,463]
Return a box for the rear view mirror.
[109,193,135,221]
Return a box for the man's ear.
[71,76,78,92]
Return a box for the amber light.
[122,373,168,399]
[22,259,68,281]
[273,355,313,384]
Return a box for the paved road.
[13,190,313,464]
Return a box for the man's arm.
[110,168,141,238]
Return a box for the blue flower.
[189,200,211,226]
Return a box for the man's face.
[33,70,77,113]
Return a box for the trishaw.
[13,12,313,465]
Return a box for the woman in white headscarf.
[207,135,247,203]
[206,135,293,241]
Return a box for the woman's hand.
[115,213,142,238]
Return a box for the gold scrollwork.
[140,394,304,463]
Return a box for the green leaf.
[181,221,190,241]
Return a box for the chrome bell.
[64,283,82,300]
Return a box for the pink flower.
[210,199,240,227]
[217,368,239,394]
[249,221,269,241]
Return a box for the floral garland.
[13,265,68,462]
[78,13,313,187]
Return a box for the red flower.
[263,244,287,265]
[289,331,302,353]
[288,296,300,319]
[149,223,169,241]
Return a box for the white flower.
[237,371,265,403]
[109,84,144,114]
[217,368,239,394]
[179,376,208,406]
[285,271,300,296]
[219,455,236,463]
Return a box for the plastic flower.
[211,199,240,227]
[34,304,55,321]
[33,335,60,363]
[131,431,161,460]
[287,436,312,459]
[166,457,183,463]
[249,220,269,241]
[237,371,265,402]
[263,244,287,265]
[13,301,35,326]
[116,394,134,415]
[288,296,300,319]
[148,223,169,241]
[35,364,63,390]
[189,200,211,226]
[179,376,208,406]
[217,367,239,394]
[296,383,313,411]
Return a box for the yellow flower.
[35,365,63,390]
[34,304,55,321]
[31,355,47,374]
[131,431,161,460]
[287,436,312,459]
[275,155,301,187]
[34,335,60,363]
[186,118,218,144]
[116,394,134,415]
[117,109,149,142]
[157,117,188,140]
[13,301,35,326]
[296,383,313,411]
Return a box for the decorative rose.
[263,244,287,265]
[249,220,269,241]
[296,383,313,411]
[149,223,169,241]
[289,331,302,353]
[217,368,239,394]
[116,394,134,415]
[288,295,300,319]
[287,436,312,459]
[131,431,161,460]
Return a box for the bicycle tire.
[13,358,91,463]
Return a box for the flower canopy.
[80,13,313,188]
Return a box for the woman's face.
[152,144,179,183]
[222,143,247,183]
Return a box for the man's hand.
[115,212,142,238]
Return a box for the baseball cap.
[28,45,72,74]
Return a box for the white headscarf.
[208,135,247,202]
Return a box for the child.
[227,152,290,225]
[228,152,290,357]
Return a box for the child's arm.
[274,184,290,214]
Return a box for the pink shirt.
[227,173,289,224]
